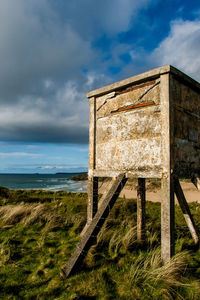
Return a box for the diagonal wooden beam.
[62,173,127,278]
[81,177,118,237]
[174,177,199,244]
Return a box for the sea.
[0,173,87,192]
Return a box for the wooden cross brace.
[174,176,199,245]
[62,174,127,278]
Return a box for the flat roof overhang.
[87,65,200,99]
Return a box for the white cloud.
[42,165,53,169]
[0,152,41,157]
[152,19,200,81]
[39,165,87,171]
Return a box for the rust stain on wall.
[111,101,155,114]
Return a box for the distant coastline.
[0,173,87,191]
[68,173,88,181]
[56,172,87,176]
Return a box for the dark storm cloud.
[0,79,91,143]
[0,0,93,100]
[0,0,151,144]
[0,0,93,143]
[0,122,89,144]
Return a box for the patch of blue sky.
[118,0,200,53]
[0,142,88,173]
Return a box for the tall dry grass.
[128,249,200,299]
[0,203,50,226]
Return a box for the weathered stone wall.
[95,80,162,175]
[172,76,200,176]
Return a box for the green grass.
[0,187,200,299]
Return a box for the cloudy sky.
[0,0,200,173]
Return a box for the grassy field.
[0,186,200,299]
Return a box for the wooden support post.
[160,73,175,264]
[191,174,200,190]
[137,178,146,241]
[196,178,200,190]
[174,177,199,244]
[62,174,127,278]
[161,174,175,264]
[87,95,97,224]
[87,176,98,225]
[80,176,98,237]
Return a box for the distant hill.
[69,173,88,181]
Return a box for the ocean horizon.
[0,173,87,192]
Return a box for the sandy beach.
[84,180,200,204]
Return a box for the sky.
[0,0,200,173]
